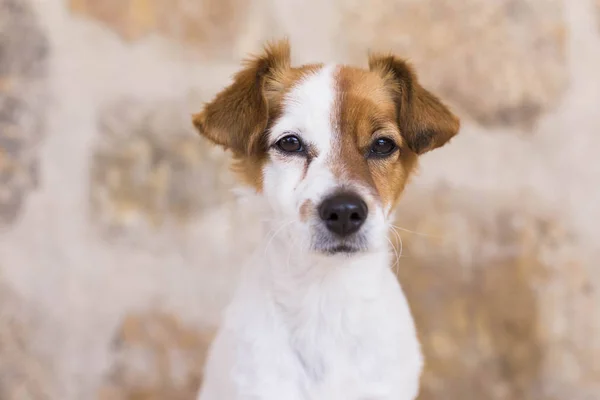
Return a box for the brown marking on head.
[299,199,314,222]
[330,57,459,210]
[298,144,319,182]
[192,39,321,190]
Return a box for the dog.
[193,39,459,400]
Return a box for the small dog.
[193,40,459,400]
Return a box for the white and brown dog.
[193,40,459,400]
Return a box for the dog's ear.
[369,55,460,155]
[193,39,291,156]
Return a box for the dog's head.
[193,40,459,255]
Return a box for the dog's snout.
[319,193,368,237]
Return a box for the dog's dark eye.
[369,138,397,157]
[276,135,304,153]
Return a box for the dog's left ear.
[369,55,460,155]
[193,39,291,156]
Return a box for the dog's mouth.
[325,244,359,255]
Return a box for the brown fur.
[325,57,459,210]
[193,40,321,190]
[330,66,416,210]
[368,54,460,155]
[299,199,314,223]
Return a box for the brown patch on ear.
[193,39,291,154]
[192,39,291,189]
[369,55,460,155]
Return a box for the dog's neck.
[242,222,393,310]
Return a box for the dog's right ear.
[192,40,291,156]
[369,54,460,155]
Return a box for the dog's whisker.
[389,225,405,276]
[390,223,439,239]
[259,217,287,222]
[265,219,293,242]
[388,225,401,249]
[390,226,404,260]
[285,229,302,274]
[263,220,295,258]
[385,236,401,277]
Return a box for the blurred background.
[1,0,599,399]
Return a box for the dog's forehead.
[272,64,336,152]
[274,65,393,150]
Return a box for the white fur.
[198,65,423,400]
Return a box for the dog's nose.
[319,193,368,237]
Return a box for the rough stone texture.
[90,99,235,235]
[391,190,567,400]
[1,1,599,400]
[68,0,261,59]
[334,0,567,129]
[0,276,56,400]
[98,311,212,400]
[0,0,49,226]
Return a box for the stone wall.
[1,0,599,399]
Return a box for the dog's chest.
[201,265,423,399]
[267,283,405,397]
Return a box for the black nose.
[319,193,368,237]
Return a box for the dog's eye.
[369,138,397,157]
[276,135,304,153]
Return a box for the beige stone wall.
[1,0,599,399]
